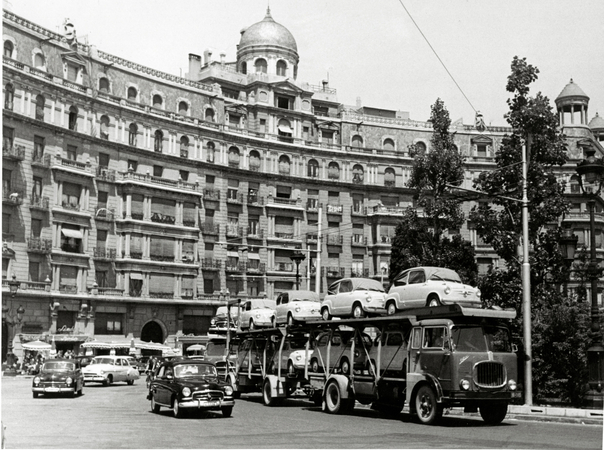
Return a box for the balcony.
[181,254,196,264]
[96,287,124,297]
[270,262,294,272]
[129,251,143,260]
[351,235,368,246]
[201,222,219,235]
[182,218,197,227]
[226,225,243,238]
[30,195,50,211]
[52,155,93,175]
[95,208,115,222]
[3,144,25,161]
[378,235,393,244]
[368,205,407,216]
[351,205,367,216]
[306,233,318,244]
[61,201,81,212]
[3,190,23,206]
[226,192,244,204]
[150,212,176,225]
[246,194,264,206]
[149,292,174,299]
[306,200,320,212]
[246,262,266,274]
[351,269,370,278]
[93,247,116,260]
[326,204,343,215]
[150,254,175,262]
[58,284,78,294]
[32,153,52,169]
[118,170,201,194]
[20,280,51,291]
[96,167,116,182]
[203,188,220,201]
[266,196,302,209]
[326,235,343,245]
[270,232,295,240]
[27,238,52,254]
[247,228,264,239]
[201,258,222,270]
[225,262,246,272]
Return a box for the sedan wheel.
[352,304,365,318]
[221,406,233,418]
[150,394,160,413]
[173,398,184,418]
[127,379,134,385]
[340,358,351,375]
[386,302,397,315]
[310,358,321,373]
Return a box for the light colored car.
[321,278,387,319]
[268,336,313,376]
[309,331,372,375]
[385,267,481,313]
[82,355,140,386]
[239,298,276,330]
[274,290,321,326]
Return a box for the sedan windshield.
[451,326,512,352]
[174,364,217,378]
[91,358,115,365]
[42,362,75,371]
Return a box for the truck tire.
[325,381,352,414]
[479,403,508,425]
[262,378,282,406]
[415,385,442,425]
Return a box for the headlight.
[295,355,302,362]
[508,379,517,391]
[255,313,261,319]
[476,290,481,298]
[33,377,40,385]
[365,294,372,302]
[210,318,216,325]
[182,387,191,397]
[295,306,301,313]
[459,379,471,390]
[444,286,451,295]
[224,386,234,396]
[65,377,73,386]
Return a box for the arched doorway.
[141,320,163,344]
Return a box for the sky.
[7,0,604,127]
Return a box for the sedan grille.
[473,361,506,388]
[192,390,224,401]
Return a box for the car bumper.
[364,305,386,313]
[178,398,235,410]
[292,312,320,321]
[83,375,106,382]
[32,386,75,394]
[253,318,273,327]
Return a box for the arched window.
[228,146,240,168]
[351,135,363,148]
[352,164,364,184]
[4,40,14,58]
[383,138,395,151]
[180,136,189,158]
[34,52,45,69]
[276,60,287,76]
[35,95,45,121]
[152,94,163,109]
[327,161,340,180]
[414,141,427,156]
[100,115,110,140]
[178,101,188,116]
[127,86,137,101]
[68,106,78,131]
[129,123,138,146]
[254,58,267,74]
[384,167,396,187]
[307,159,319,178]
[249,150,261,171]
[4,83,14,110]
[278,155,291,175]
[206,142,215,163]
[99,78,110,93]
[204,108,215,122]
[240,61,247,75]
[154,130,163,152]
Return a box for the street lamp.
[290,251,306,290]
[8,274,20,297]
[575,148,604,409]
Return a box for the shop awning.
[227,251,239,258]
[247,253,260,260]
[61,229,83,239]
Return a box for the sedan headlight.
[224,386,233,396]
[65,377,73,386]
[182,387,191,397]
[459,379,471,390]
[444,286,451,295]
[508,379,517,391]
[33,376,40,385]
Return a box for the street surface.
[1,376,601,449]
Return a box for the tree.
[469,56,586,404]
[390,99,477,284]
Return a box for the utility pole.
[521,139,532,406]
[315,207,322,294]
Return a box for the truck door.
[410,327,422,372]
[419,326,452,388]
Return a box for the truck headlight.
[33,377,40,385]
[508,379,517,391]
[459,379,471,390]
[224,386,234,396]
[182,387,191,397]
[65,377,73,386]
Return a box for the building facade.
[2,7,603,359]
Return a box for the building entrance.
[141,320,163,344]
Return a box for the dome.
[589,112,604,131]
[239,7,297,53]
[556,79,589,102]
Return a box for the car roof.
[161,359,216,368]
[278,290,320,300]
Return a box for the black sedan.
[32,358,84,398]
[147,360,235,418]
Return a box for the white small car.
[274,290,321,326]
[82,355,140,386]
[386,266,481,313]
[321,278,386,319]
[239,298,276,330]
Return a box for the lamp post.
[575,149,604,409]
[290,251,306,290]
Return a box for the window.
[302,126,310,140]
[127,160,138,172]
[384,167,396,187]
[95,313,123,335]
[322,130,334,144]
[2,213,10,235]
[206,175,215,185]
[249,150,261,171]
[66,64,79,82]
[60,225,83,253]
[31,219,42,238]
[4,40,14,58]
[423,327,447,349]
[153,129,163,152]
[153,165,163,177]
[152,94,163,109]
[277,119,293,141]
[127,86,137,101]
[29,261,40,282]
[3,126,13,150]
[3,169,11,192]
[228,146,240,167]
[98,153,109,169]
[352,164,364,184]
[276,96,292,110]
[100,115,110,140]
[278,155,291,175]
[383,138,395,151]
[240,61,247,75]
[276,185,291,199]
[33,52,45,69]
[477,144,487,157]
[33,136,45,161]
[180,136,189,158]
[99,78,109,93]
[327,161,340,180]
[179,170,189,182]
[227,179,239,200]
[32,177,43,201]
[204,108,215,122]
[276,60,287,76]
[128,123,138,146]
[254,58,267,73]
[35,95,45,121]
[414,141,426,156]
[62,182,81,210]
[96,229,108,247]
[4,83,14,110]
[351,135,363,148]
[308,159,319,178]
[97,191,108,209]
[68,106,78,131]
[178,101,188,115]
[95,270,108,287]
[66,145,77,161]
[259,119,266,133]
[206,142,215,163]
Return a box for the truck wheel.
[386,302,397,315]
[312,391,322,406]
[415,385,442,425]
[221,406,233,418]
[352,303,365,318]
[321,308,331,321]
[479,403,508,425]
[262,378,282,406]
[325,381,348,414]
[427,295,441,307]
[150,394,161,413]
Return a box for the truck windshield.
[451,326,512,352]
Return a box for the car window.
[331,334,342,346]
[408,270,425,284]
[93,357,114,365]
[317,334,329,347]
[327,283,338,295]
[281,294,289,304]
[43,362,75,371]
[339,280,352,293]
[174,364,216,378]
[423,327,447,348]
[394,272,408,286]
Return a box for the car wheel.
[271,317,276,328]
[249,319,256,330]
[287,360,296,377]
[310,358,321,373]
[321,307,331,321]
[325,381,351,414]
[352,303,365,318]
[386,302,397,316]
[340,358,351,375]
[173,397,184,418]
[415,385,442,425]
[103,375,111,387]
[287,313,295,327]
[221,406,233,418]
[427,295,441,307]
[127,379,134,385]
[150,394,160,413]
[32,392,38,399]
[262,378,282,406]
[480,403,508,425]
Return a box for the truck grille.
[474,361,506,388]
[192,390,224,401]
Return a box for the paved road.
[1,376,601,449]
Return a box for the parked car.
[147,360,235,418]
[239,298,276,330]
[385,266,481,313]
[81,355,140,386]
[274,290,321,326]
[32,358,84,398]
[321,278,387,319]
[309,331,372,375]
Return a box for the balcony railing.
[96,167,116,182]
[96,287,124,297]
[129,251,143,260]
[27,238,52,253]
[351,235,368,246]
[182,219,196,227]
[351,205,367,216]
[225,262,246,272]
[150,254,175,262]
[93,247,116,260]
[151,212,175,225]
[32,153,51,168]
[246,262,266,273]
[59,284,78,294]
[200,222,219,235]
[351,269,370,278]
[226,225,243,237]
[95,208,115,221]
[3,190,23,205]
[246,228,264,239]
[326,235,343,245]
[54,155,91,173]
[267,196,301,207]
[306,201,320,212]
[61,201,81,212]
[203,188,220,201]
[246,194,264,206]
[270,232,295,240]
[149,292,174,299]
[325,267,345,278]
[306,233,318,243]
[271,262,294,272]
[3,144,25,160]
[21,280,51,291]
[30,195,49,211]
[181,254,196,264]
[119,170,201,193]
[378,235,393,244]
[227,192,244,204]
[201,258,222,270]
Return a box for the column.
[143,273,150,297]
[20,87,26,113]
[56,181,63,207]
[60,102,65,127]
[126,193,132,219]
[124,272,130,295]
[25,90,31,116]
[124,233,131,258]
[175,275,181,299]
[50,98,56,124]
[175,239,181,262]
[83,228,88,252]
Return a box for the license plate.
[201,400,220,407]
[45,387,59,392]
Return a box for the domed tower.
[588,112,604,144]
[236,7,299,79]
[555,79,591,138]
